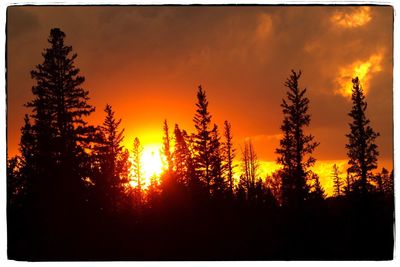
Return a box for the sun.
[140,144,164,186]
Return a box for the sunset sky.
[7,5,393,195]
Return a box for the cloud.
[330,7,372,28]
[335,50,384,97]
[255,13,273,41]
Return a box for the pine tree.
[241,140,259,201]
[332,164,342,197]
[346,77,379,196]
[162,119,173,173]
[309,172,326,201]
[276,70,319,208]
[25,28,95,211]
[222,120,236,195]
[209,124,225,198]
[132,137,143,205]
[193,86,213,193]
[173,125,196,186]
[93,104,130,211]
[380,168,393,196]
[265,170,283,206]
[7,156,24,208]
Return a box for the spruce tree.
[162,119,173,173]
[25,28,95,211]
[209,124,225,198]
[240,140,259,201]
[173,124,196,186]
[332,164,342,197]
[309,173,326,202]
[132,137,143,205]
[93,104,129,211]
[276,70,319,207]
[222,120,236,195]
[193,86,213,193]
[345,77,379,196]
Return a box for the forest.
[7,28,394,260]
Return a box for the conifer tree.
[193,86,213,193]
[132,137,143,205]
[210,124,225,197]
[332,164,342,197]
[241,140,259,201]
[162,119,174,173]
[25,28,95,210]
[93,104,129,211]
[346,77,379,196]
[276,70,318,207]
[222,120,236,195]
[173,124,196,186]
[309,173,326,201]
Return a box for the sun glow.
[335,52,383,97]
[142,144,164,180]
[129,143,164,188]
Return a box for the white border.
[0,1,397,266]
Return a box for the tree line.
[7,28,394,260]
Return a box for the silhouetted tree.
[346,77,379,196]
[276,70,319,208]
[332,164,342,197]
[375,167,393,196]
[25,28,95,212]
[343,169,353,196]
[265,170,283,206]
[210,124,225,198]
[241,140,259,201]
[7,156,24,208]
[162,119,173,173]
[173,124,195,186]
[132,137,143,205]
[193,86,213,193]
[11,115,36,208]
[92,104,130,212]
[222,120,236,196]
[308,172,326,202]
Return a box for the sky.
[6,5,393,195]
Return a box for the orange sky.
[7,6,393,195]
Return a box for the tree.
[265,170,283,206]
[162,119,173,173]
[332,164,342,197]
[240,139,259,201]
[193,86,213,193]
[93,104,130,212]
[309,173,326,202]
[379,168,393,196]
[25,28,95,211]
[346,77,379,196]
[7,156,24,208]
[209,124,225,198]
[132,137,144,205]
[222,120,236,195]
[276,70,319,208]
[173,124,195,186]
[343,169,353,196]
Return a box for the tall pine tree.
[93,104,130,212]
[222,120,236,196]
[193,86,213,193]
[25,28,95,211]
[276,70,319,208]
[346,77,379,196]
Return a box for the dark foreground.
[8,195,394,261]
